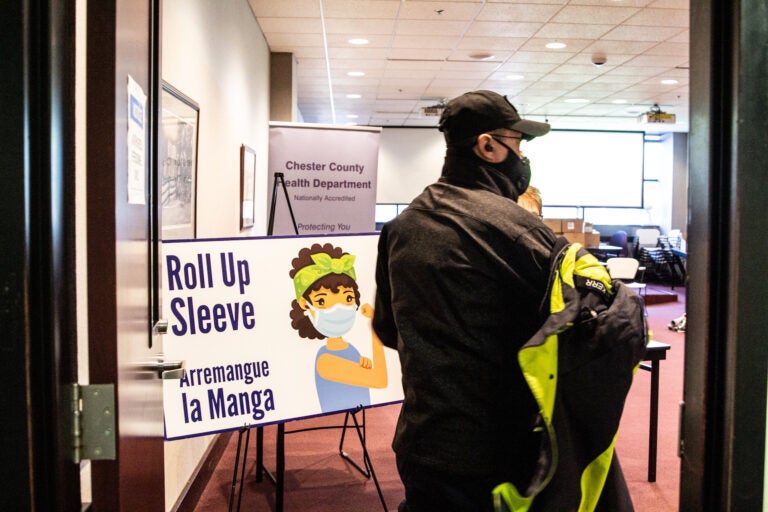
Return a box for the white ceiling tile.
[248,0,689,128]
[477,3,562,22]
[644,41,688,56]
[265,33,325,47]
[322,0,401,18]
[507,51,575,64]
[569,0,653,7]
[327,47,390,59]
[534,23,615,40]
[517,38,594,53]
[626,54,688,67]
[551,5,640,24]
[325,18,396,34]
[399,1,484,20]
[648,0,689,8]
[625,8,688,27]
[257,17,322,34]
[457,37,529,51]
[602,25,684,42]
[396,19,470,36]
[387,48,453,60]
[391,35,459,49]
[582,40,656,54]
[466,21,543,38]
[248,0,320,18]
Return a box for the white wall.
[163,0,271,239]
[376,127,445,203]
[377,127,684,233]
[161,0,271,509]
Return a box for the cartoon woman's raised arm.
[316,303,388,389]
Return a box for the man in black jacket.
[373,90,555,511]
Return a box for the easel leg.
[276,423,285,512]
[339,407,389,512]
[228,427,249,512]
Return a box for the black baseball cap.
[438,90,550,144]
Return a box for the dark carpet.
[194,284,685,511]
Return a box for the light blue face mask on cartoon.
[306,303,358,338]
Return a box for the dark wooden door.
[87,0,166,510]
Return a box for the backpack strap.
[539,236,572,317]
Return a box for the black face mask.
[490,136,532,195]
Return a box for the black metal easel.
[228,407,388,512]
[267,172,299,236]
[228,179,387,511]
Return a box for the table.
[587,244,623,261]
[638,340,671,482]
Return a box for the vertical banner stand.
[228,179,387,511]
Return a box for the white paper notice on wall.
[127,75,147,205]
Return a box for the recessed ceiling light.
[346,94,362,99]
[611,99,628,104]
[546,42,567,49]
[348,38,369,45]
[661,79,679,85]
[469,52,495,61]
[565,98,589,104]
[347,71,365,77]
[346,114,359,119]
[506,74,525,80]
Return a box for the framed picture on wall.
[159,82,199,240]
[240,144,256,230]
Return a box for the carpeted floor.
[194,284,686,511]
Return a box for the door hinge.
[71,383,116,464]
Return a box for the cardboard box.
[561,218,584,233]
[562,232,585,245]
[543,218,562,233]
[584,233,600,248]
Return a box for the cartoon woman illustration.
[289,243,387,413]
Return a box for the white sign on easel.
[161,234,402,440]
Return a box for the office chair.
[606,257,647,295]
[609,230,629,257]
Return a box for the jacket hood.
[439,148,522,201]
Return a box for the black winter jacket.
[373,149,557,486]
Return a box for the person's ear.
[475,133,496,161]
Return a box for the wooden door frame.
[0,0,80,510]
[683,0,768,509]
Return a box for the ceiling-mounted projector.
[420,103,446,117]
[638,103,676,124]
